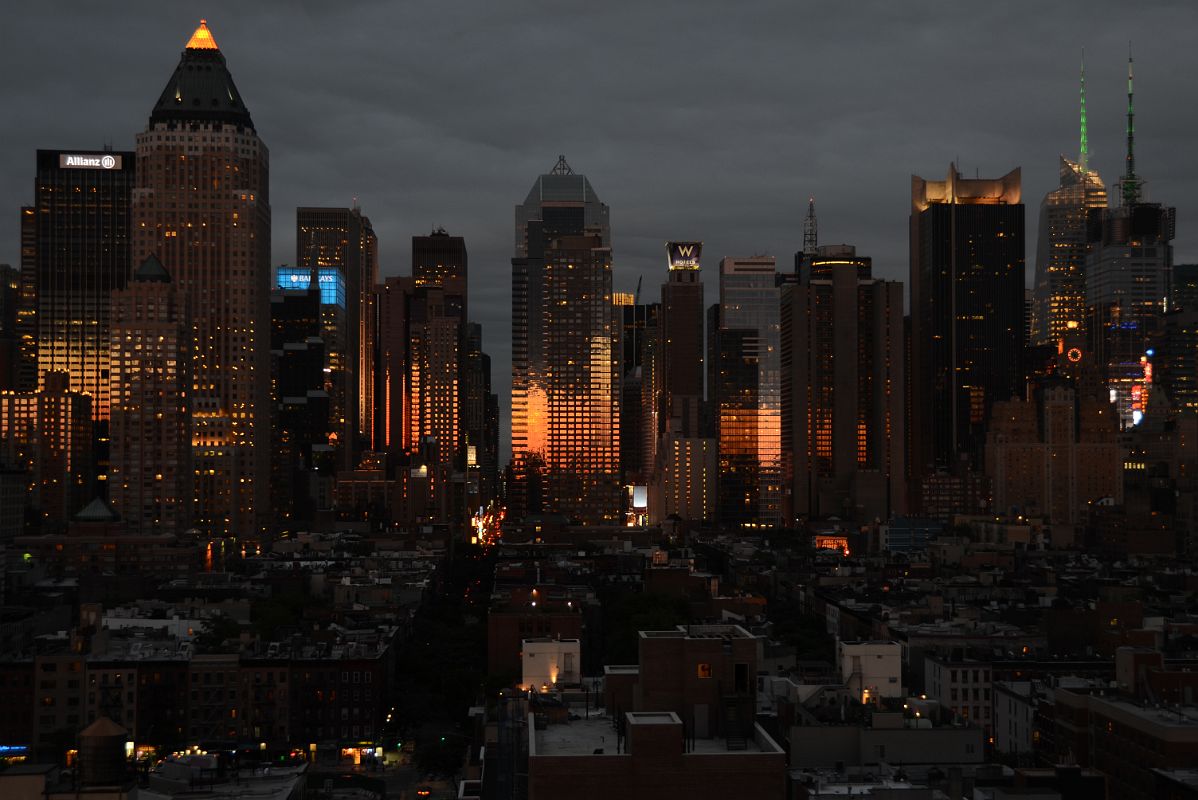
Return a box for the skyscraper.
[25,149,134,421]
[511,158,620,524]
[109,256,191,534]
[463,322,499,507]
[781,245,905,522]
[406,283,464,522]
[371,231,472,527]
[711,256,781,529]
[647,242,715,524]
[295,206,378,461]
[660,242,705,439]
[376,275,414,459]
[132,21,270,537]
[1085,55,1174,428]
[615,293,657,485]
[268,271,331,531]
[910,165,1025,482]
[1031,56,1108,346]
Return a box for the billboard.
[276,267,346,307]
[666,241,702,270]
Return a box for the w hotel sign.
[667,241,702,270]
[58,153,123,170]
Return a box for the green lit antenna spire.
[1122,42,1141,205]
[1078,48,1088,173]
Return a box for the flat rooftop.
[531,711,772,757]
[639,624,755,640]
[1096,696,1198,728]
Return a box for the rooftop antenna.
[550,155,573,175]
[1079,48,1089,173]
[1121,43,1141,205]
[803,197,818,256]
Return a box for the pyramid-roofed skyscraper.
[129,20,270,537]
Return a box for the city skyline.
[3,3,1198,458]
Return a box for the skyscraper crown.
[149,20,253,127]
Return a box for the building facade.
[781,244,905,523]
[910,165,1025,483]
[296,206,378,461]
[0,371,92,526]
[108,256,191,534]
[985,382,1122,531]
[24,150,134,423]
[511,159,620,524]
[132,21,271,536]
[1032,156,1107,346]
[711,256,781,528]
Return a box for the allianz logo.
[64,155,117,169]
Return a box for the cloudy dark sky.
[3,1,1196,458]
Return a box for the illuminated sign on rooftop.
[59,153,122,170]
[667,241,702,270]
[275,267,346,307]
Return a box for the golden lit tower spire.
[186,19,219,50]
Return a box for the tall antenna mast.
[1078,48,1088,173]
[1122,43,1141,205]
[802,197,818,256]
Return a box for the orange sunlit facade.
[26,150,134,423]
[713,256,781,528]
[510,159,619,524]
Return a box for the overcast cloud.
[3,0,1196,458]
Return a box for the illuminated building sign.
[813,535,850,556]
[275,267,346,307]
[667,241,703,270]
[58,153,122,169]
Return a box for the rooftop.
[531,712,772,757]
[1094,695,1198,728]
[639,624,755,640]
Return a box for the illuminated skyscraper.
[0,371,92,527]
[0,264,20,390]
[511,158,620,524]
[109,255,191,534]
[376,275,413,458]
[711,256,781,528]
[647,242,714,524]
[1085,55,1174,428]
[782,245,905,522]
[295,206,378,461]
[24,149,134,421]
[132,21,270,536]
[1032,57,1108,346]
[910,165,1024,480]
[372,231,471,526]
